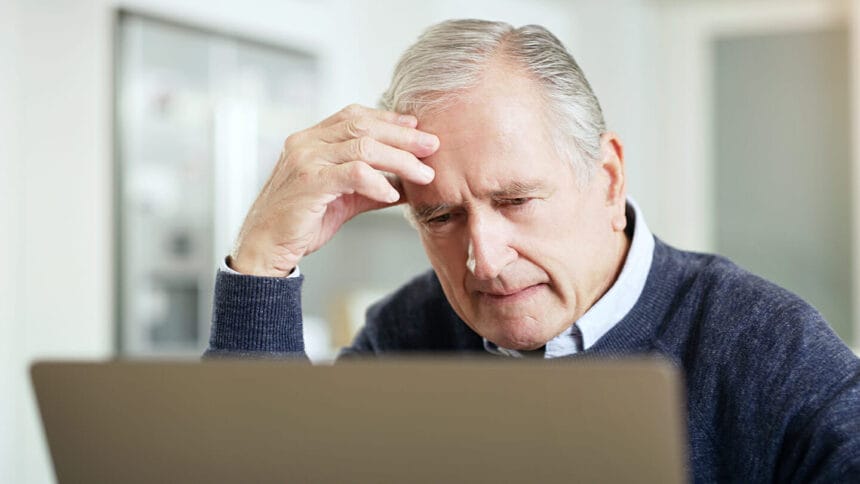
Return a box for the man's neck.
[587,228,633,315]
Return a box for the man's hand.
[229,104,439,277]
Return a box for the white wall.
[1,0,655,482]
[561,0,661,241]
[332,0,574,109]
[5,2,115,482]
[0,1,22,481]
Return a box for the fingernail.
[419,163,435,182]
[398,114,416,126]
[420,134,438,149]
[387,188,401,203]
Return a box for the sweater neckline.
[580,238,687,357]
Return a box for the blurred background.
[2,0,860,481]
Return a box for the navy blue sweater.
[207,238,860,482]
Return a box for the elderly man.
[207,19,860,481]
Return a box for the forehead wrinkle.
[490,179,546,198]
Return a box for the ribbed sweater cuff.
[207,269,305,355]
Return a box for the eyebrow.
[490,180,545,199]
[412,203,451,222]
[411,180,547,222]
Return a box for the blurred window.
[714,28,853,341]
[115,11,319,356]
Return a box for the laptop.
[31,357,688,483]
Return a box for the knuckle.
[348,161,372,182]
[353,136,374,159]
[283,132,301,149]
[346,117,371,138]
[343,103,363,117]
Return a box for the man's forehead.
[415,72,546,160]
[404,63,570,211]
[405,131,569,209]
[417,115,518,168]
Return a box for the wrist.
[229,246,295,278]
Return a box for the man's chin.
[484,324,554,351]
[501,339,547,351]
[458,304,565,350]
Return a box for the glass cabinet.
[115,12,319,356]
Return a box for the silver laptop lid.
[31,357,688,483]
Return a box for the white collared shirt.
[484,197,654,358]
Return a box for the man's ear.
[598,132,626,231]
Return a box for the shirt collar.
[483,197,655,358]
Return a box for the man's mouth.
[478,283,546,302]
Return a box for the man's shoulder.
[656,238,818,324]
[652,245,860,482]
[646,239,839,357]
[342,269,483,354]
[653,239,853,366]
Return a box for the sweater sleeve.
[203,269,308,359]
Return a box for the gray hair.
[380,19,607,180]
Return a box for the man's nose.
[466,214,517,280]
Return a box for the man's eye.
[503,198,530,206]
[427,213,451,225]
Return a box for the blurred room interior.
[2,0,860,481]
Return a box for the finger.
[316,103,417,130]
[324,160,402,204]
[321,136,435,185]
[320,116,439,158]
